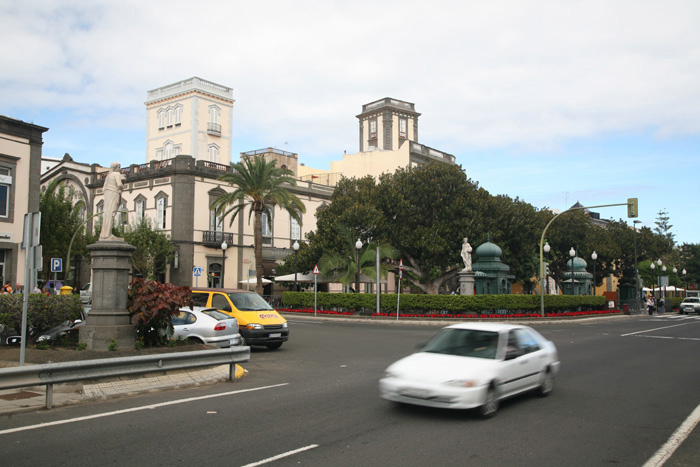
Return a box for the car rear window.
[202,309,231,321]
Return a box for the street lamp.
[657,258,663,300]
[650,262,656,300]
[221,241,227,288]
[591,251,598,296]
[633,220,641,312]
[683,268,687,298]
[355,238,362,293]
[673,266,678,299]
[293,240,300,292]
[662,264,667,302]
[569,247,576,295]
[543,242,551,295]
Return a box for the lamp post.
[650,262,656,300]
[293,241,299,292]
[673,266,678,299]
[633,220,641,312]
[591,251,597,296]
[569,247,576,295]
[657,258,663,300]
[662,264,667,303]
[355,238,362,293]
[683,268,687,298]
[221,241,227,288]
[544,242,551,295]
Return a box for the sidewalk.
[0,363,246,415]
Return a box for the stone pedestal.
[80,239,137,350]
[459,270,475,296]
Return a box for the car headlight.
[245,323,264,330]
[282,322,288,329]
[443,379,479,388]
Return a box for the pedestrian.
[13,284,22,294]
[33,283,41,294]
[48,283,55,295]
[1,281,12,294]
[646,295,656,315]
[658,297,665,315]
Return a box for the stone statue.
[99,162,126,240]
[461,237,473,272]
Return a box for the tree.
[39,180,87,281]
[211,156,306,294]
[318,224,397,289]
[376,162,492,294]
[654,209,675,247]
[119,218,175,280]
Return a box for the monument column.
[80,239,137,350]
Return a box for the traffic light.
[627,198,638,218]
[544,262,550,276]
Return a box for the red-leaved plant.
[128,278,193,347]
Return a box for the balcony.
[207,122,222,136]
[202,231,233,247]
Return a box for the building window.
[290,217,301,241]
[156,197,166,229]
[166,108,173,127]
[261,210,272,245]
[369,119,377,140]
[174,104,182,126]
[156,140,181,160]
[135,198,145,221]
[208,144,219,162]
[210,208,223,232]
[209,105,220,125]
[118,201,128,226]
[157,110,165,130]
[0,167,10,218]
[399,118,407,139]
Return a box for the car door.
[499,329,542,397]
[172,311,196,340]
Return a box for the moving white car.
[679,297,700,315]
[379,322,560,417]
[172,307,242,348]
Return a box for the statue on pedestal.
[461,237,473,272]
[99,162,126,241]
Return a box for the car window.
[422,329,499,359]
[229,292,273,311]
[81,283,91,291]
[212,294,231,310]
[172,311,186,325]
[185,312,197,325]
[514,329,541,355]
[192,293,209,307]
[202,309,231,320]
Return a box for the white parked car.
[172,306,241,348]
[379,322,560,417]
[79,282,92,304]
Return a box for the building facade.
[0,116,48,288]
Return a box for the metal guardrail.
[0,346,250,409]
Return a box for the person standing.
[1,281,12,294]
[646,295,656,315]
[658,296,665,315]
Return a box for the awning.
[239,278,272,285]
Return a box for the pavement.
[0,363,247,415]
[0,311,632,415]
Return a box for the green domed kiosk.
[473,239,515,295]
[561,256,593,295]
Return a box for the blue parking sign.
[51,258,62,273]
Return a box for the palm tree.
[319,224,398,291]
[211,156,306,294]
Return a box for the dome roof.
[475,241,502,259]
[568,256,588,271]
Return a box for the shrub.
[0,293,83,341]
[128,278,192,347]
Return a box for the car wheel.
[266,342,283,350]
[537,370,554,397]
[478,385,499,418]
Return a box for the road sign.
[193,266,202,277]
[51,258,62,273]
[399,259,403,279]
[313,264,320,275]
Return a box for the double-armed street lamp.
[293,240,300,292]
[543,242,551,294]
[221,241,227,288]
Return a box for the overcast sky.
[3,0,699,245]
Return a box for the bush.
[282,291,607,315]
[128,278,192,347]
[0,293,83,340]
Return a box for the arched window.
[208,144,220,162]
[156,196,167,229]
[261,210,272,245]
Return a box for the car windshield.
[229,292,273,311]
[422,329,500,359]
[683,298,699,303]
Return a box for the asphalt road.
[1,314,699,466]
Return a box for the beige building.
[0,116,48,289]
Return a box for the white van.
[80,282,92,304]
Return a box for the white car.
[172,307,242,348]
[379,323,560,417]
[679,297,700,315]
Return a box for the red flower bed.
[372,310,621,319]
[278,308,354,316]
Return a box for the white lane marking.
[240,444,319,467]
[633,335,700,341]
[621,321,700,337]
[0,383,288,436]
[643,403,700,467]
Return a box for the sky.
[2,0,699,244]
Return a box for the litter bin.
[60,285,73,295]
[623,304,629,314]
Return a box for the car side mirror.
[223,304,232,312]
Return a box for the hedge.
[0,293,83,339]
[282,292,607,315]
